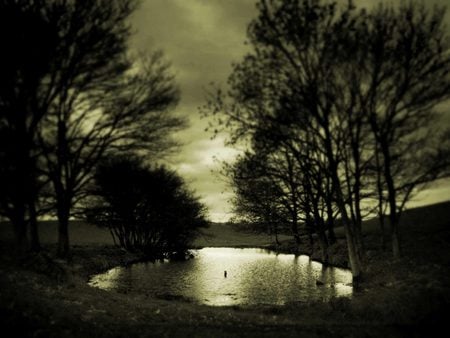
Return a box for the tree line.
[0,0,205,259]
[203,0,450,283]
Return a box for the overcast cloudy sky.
[129,0,450,222]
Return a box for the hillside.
[1,200,449,251]
[0,201,449,337]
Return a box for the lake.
[89,247,352,306]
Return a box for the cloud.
[130,0,256,105]
[170,133,241,221]
[128,1,258,221]
[129,0,450,222]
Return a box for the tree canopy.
[0,0,185,257]
[204,0,450,282]
[85,156,209,259]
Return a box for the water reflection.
[88,248,352,306]
[89,267,123,291]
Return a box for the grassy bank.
[1,202,449,337]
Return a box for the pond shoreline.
[83,242,351,287]
[88,247,353,306]
[1,202,450,336]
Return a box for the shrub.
[85,156,208,258]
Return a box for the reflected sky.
[88,248,352,306]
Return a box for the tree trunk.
[29,201,41,252]
[352,168,365,265]
[290,186,301,251]
[305,207,314,256]
[327,225,336,245]
[331,175,363,283]
[381,140,401,258]
[308,231,314,255]
[312,202,329,265]
[326,198,336,245]
[375,148,387,250]
[335,184,363,285]
[387,189,401,259]
[324,125,363,285]
[317,230,329,265]
[11,144,30,256]
[57,206,70,259]
[388,201,401,259]
[378,215,387,251]
[391,219,401,259]
[274,228,280,246]
[12,212,29,256]
[291,222,301,253]
[110,228,118,246]
[351,135,364,258]
[353,220,365,266]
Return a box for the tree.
[204,0,366,282]
[40,50,183,258]
[0,0,184,258]
[344,2,450,258]
[204,0,450,283]
[36,0,134,258]
[230,153,289,246]
[85,156,208,259]
[0,0,62,253]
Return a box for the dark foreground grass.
[1,202,450,337]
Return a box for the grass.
[1,201,450,337]
[193,222,291,248]
[0,219,286,248]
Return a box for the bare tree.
[0,0,62,253]
[348,2,450,258]
[230,152,295,247]
[204,0,366,282]
[0,0,185,258]
[204,0,450,284]
[40,51,183,258]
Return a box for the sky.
[129,0,450,222]
[129,0,257,222]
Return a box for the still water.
[89,248,352,306]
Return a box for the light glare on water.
[89,248,352,306]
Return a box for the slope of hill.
[1,201,449,251]
[0,201,449,337]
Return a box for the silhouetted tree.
[39,50,183,258]
[85,156,208,259]
[0,0,61,253]
[0,0,185,258]
[230,154,288,246]
[34,0,132,258]
[204,0,366,282]
[204,0,450,281]
[341,2,450,258]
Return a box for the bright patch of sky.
[130,0,450,222]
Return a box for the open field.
[0,194,448,251]
[1,201,450,337]
[0,218,291,248]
